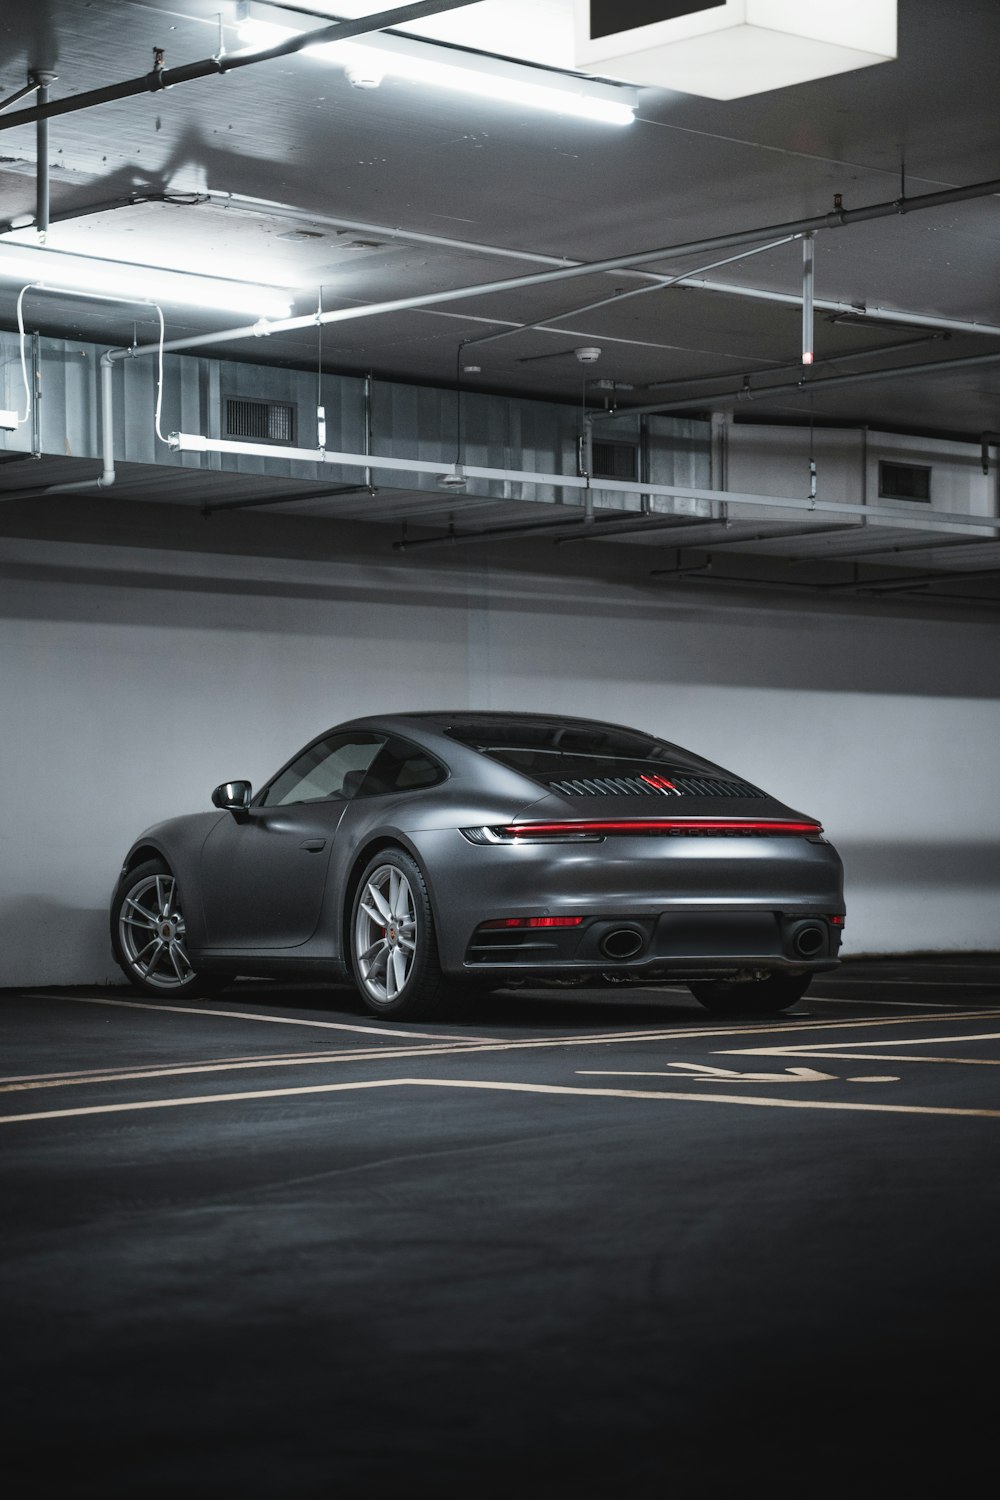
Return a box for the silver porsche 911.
[110,711,845,1019]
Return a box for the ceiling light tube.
[325,37,637,123]
[0,245,293,318]
[237,7,636,124]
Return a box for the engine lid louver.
[547,775,764,798]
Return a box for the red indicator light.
[829,914,845,926]
[479,916,585,930]
[640,774,677,791]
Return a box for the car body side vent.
[224,397,296,445]
[592,440,639,481]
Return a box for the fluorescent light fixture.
[236,7,637,124]
[0,245,294,317]
[573,0,897,100]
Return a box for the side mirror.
[212,780,252,813]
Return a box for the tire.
[111,858,223,1000]
[350,848,451,1020]
[688,972,812,1015]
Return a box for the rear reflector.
[479,916,586,930]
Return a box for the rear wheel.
[111,858,224,1000]
[688,972,812,1015]
[350,849,451,1020]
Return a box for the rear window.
[443,719,758,794]
[356,736,447,797]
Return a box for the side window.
[357,736,447,797]
[259,733,386,807]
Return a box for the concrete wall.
[2,509,999,987]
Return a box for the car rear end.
[426,716,845,986]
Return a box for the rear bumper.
[413,827,846,978]
[463,906,843,982]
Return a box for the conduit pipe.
[0,2,482,131]
[0,350,115,500]
[661,279,1000,345]
[166,432,1000,541]
[113,173,1000,363]
[595,346,1000,421]
[32,73,56,242]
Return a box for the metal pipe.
[0,2,481,130]
[560,519,864,548]
[980,432,1000,475]
[201,192,1000,350]
[555,514,725,546]
[35,352,116,493]
[32,73,55,242]
[790,532,991,563]
[113,173,1000,364]
[166,430,1000,538]
[201,483,369,515]
[641,331,946,399]
[457,236,798,355]
[0,78,45,114]
[668,279,1000,343]
[393,509,589,551]
[604,347,1000,420]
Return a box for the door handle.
[300,838,327,852]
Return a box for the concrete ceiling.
[0,0,998,441]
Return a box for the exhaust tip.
[790,922,827,959]
[599,927,645,960]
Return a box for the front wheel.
[688,972,812,1015]
[111,858,222,1000]
[350,849,450,1020]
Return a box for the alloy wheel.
[117,871,196,991]
[354,862,418,1005]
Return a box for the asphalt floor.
[3,953,1000,1496]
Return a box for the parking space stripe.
[4,1074,1000,1126]
[27,992,489,1043]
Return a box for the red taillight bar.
[504,819,823,836]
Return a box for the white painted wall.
[2,525,998,986]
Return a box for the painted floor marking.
[735,1029,1000,1055]
[25,991,1000,1053]
[812,978,1000,987]
[4,1074,1000,1126]
[722,1050,1000,1068]
[806,996,990,1010]
[580,1064,843,1082]
[8,1005,1000,1098]
[26,992,491,1043]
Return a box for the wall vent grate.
[224,397,296,445]
[592,440,639,481]
[879,459,931,502]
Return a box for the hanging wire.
[316,286,326,450]
[454,337,467,466]
[16,282,166,439]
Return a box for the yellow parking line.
[737,1028,1000,1055]
[3,1074,1000,1125]
[29,992,484,1042]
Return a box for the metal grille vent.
[592,440,639,481]
[548,776,763,798]
[225,397,296,444]
[879,460,931,502]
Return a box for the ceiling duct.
[571,1,898,99]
